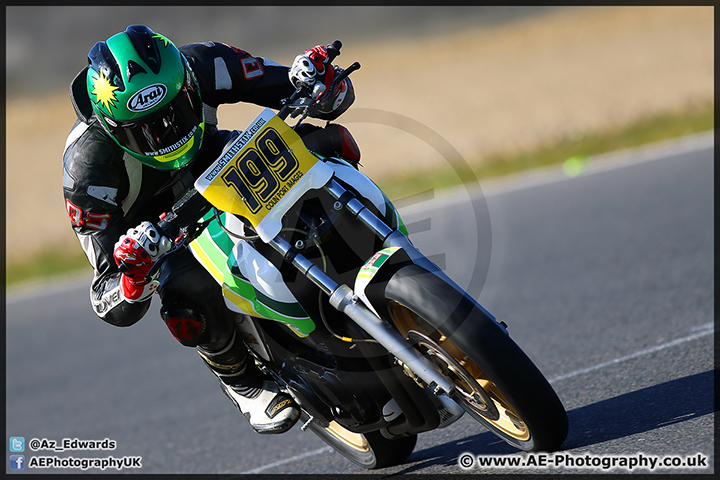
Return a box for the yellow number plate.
[195,108,321,228]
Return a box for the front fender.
[353,246,414,318]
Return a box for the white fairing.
[218,213,298,313]
[222,160,389,310]
[229,239,299,306]
[329,160,388,218]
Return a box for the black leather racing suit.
[62,42,354,357]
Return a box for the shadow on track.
[561,369,714,449]
[390,370,714,473]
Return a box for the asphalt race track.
[6,133,714,475]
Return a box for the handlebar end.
[326,40,342,61]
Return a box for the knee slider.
[161,307,207,347]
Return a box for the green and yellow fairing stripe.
[189,211,315,336]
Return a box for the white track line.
[398,131,714,215]
[6,133,712,304]
[233,446,333,475]
[482,131,714,198]
[548,322,714,383]
[233,322,713,474]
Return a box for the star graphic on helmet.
[153,34,172,48]
[91,70,120,114]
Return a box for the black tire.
[374,263,568,452]
[300,412,417,469]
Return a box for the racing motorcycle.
[149,41,568,469]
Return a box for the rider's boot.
[197,330,299,434]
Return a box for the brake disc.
[407,330,500,421]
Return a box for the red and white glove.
[113,221,172,302]
[289,45,336,94]
[289,45,350,115]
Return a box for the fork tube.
[324,179,394,241]
[324,178,496,322]
[267,234,456,395]
[268,236,338,296]
[324,179,442,274]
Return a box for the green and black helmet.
[86,25,204,169]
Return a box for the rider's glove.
[289,45,336,93]
[113,221,172,302]
[289,45,350,116]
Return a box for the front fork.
[267,178,456,396]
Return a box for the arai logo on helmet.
[127,84,168,112]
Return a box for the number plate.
[195,108,333,241]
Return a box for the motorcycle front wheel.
[299,412,417,469]
[374,263,568,452]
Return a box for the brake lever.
[305,61,361,118]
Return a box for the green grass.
[376,102,714,200]
[5,102,713,288]
[6,248,92,288]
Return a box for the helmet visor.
[104,78,203,158]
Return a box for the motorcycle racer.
[62,25,358,434]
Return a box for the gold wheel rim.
[388,302,531,442]
[325,421,371,452]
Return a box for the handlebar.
[156,188,212,238]
[278,40,361,122]
[326,40,343,64]
[118,188,212,278]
